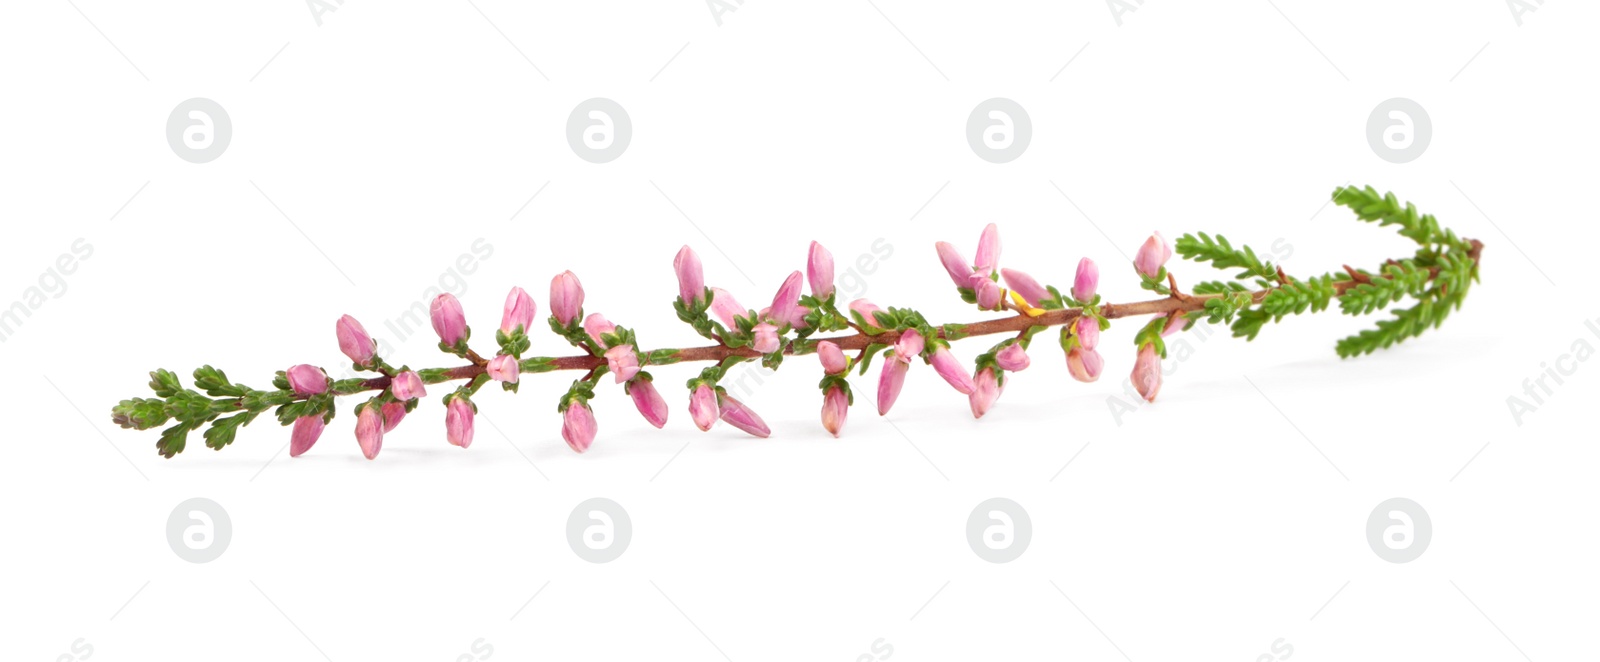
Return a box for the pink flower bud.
[969,367,1001,418]
[562,402,598,453]
[336,315,376,365]
[604,345,640,383]
[355,404,384,460]
[1132,343,1162,402]
[975,277,1003,310]
[1075,316,1100,350]
[390,370,427,400]
[974,223,1001,276]
[817,340,848,375]
[930,346,976,394]
[430,293,467,346]
[709,288,746,328]
[445,396,475,448]
[717,393,770,438]
[877,359,910,415]
[674,246,706,307]
[486,355,520,384]
[821,386,848,437]
[849,299,888,327]
[289,415,324,457]
[807,241,835,299]
[894,328,925,362]
[1067,347,1104,383]
[549,270,584,326]
[500,286,536,334]
[1162,314,1185,337]
[935,241,973,287]
[583,313,616,348]
[1134,232,1172,279]
[628,378,669,429]
[1001,268,1050,307]
[751,322,781,354]
[381,401,407,432]
[1072,257,1099,302]
[286,364,328,396]
[995,343,1030,371]
[768,271,804,329]
[690,384,719,431]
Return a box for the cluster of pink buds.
[937,224,1004,309]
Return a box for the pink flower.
[390,370,427,400]
[709,288,746,328]
[355,404,383,460]
[935,241,972,287]
[500,286,536,334]
[1132,343,1162,402]
[430,293,467,346]
[289,415,324,457]
[849,299,888,328]
[286,364,327,396]
[973,275,1003,310]
[628,378,669,429]
[486,355,520,383]
[549,270,584,326]
[1134,232,1172,279]
[1067,346,1104,383]
[689,384,718,431]
[807,241,835,299]
[817,340,848,375]
[1073,257,1099,302]
[974,223,1001,276]
[768,271,805,329]
[821,386,848,437]
[1001,268,1050,307]
[562,403,597,453]
[930,346,975,394]
[894,328,925,362]
[1162,313,1185,337]
[717,393,770,438]
[877,360,909,415]
[969,367,1001,418]
[604,345,640,383]
[381,401,407,432]
[1075,316,1100,351]
[583,313,616,348]
[995,343,1030,371]
[674,246,706,307]
[751,322,780,354]
[336,315,375,365]
[446,396,474,448]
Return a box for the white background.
[2,1,1596,660]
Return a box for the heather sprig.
[111,186,1483,460]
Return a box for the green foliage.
[1332,185,1471,252]
[1337,262,1428,316]
[1176,232,1279,281]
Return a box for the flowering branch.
[111,186,1483,459]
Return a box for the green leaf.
[112,398,170,430]
[1175,232,1279,281]
[148,369,182,398]
[156,422,194,458]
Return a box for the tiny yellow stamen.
[1010,290,1046,317]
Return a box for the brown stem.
[336,241,1484,396]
